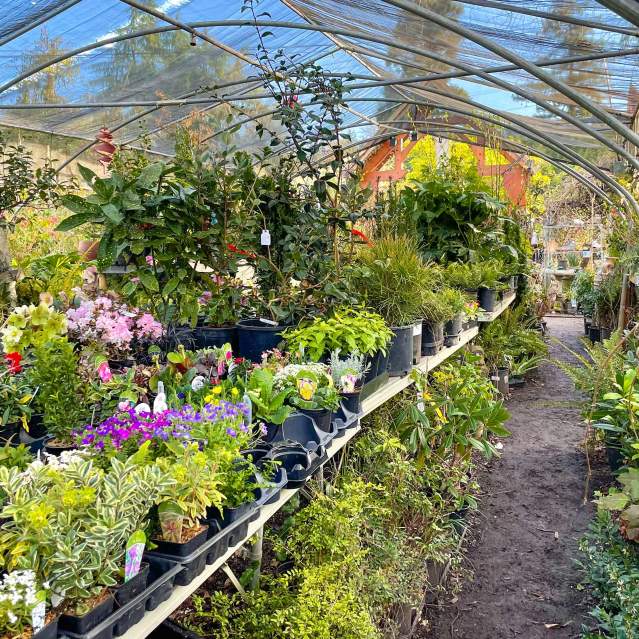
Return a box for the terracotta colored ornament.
[95,128,116,168]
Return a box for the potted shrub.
[356,236,427,377]
[154,441,224,553]
[462,299,480,331]
[65,296,163,368]
[0,455,171,636]
[26,337,88,454]
[283,307,392,381]
[329,350,368,414]
[274,363,339,432]
[0,570,56,639]
[475,261,508,312]
[0,355,34,445]
[193,276,254,352]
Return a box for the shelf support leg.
[248,525,264,591]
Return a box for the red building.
[361,133,531,208]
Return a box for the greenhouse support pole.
[618,272,628,331]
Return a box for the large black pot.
[478,287,497,312]
[388,325,414,377]
[601,326,612,340]
[236,319,286,363]
[444,313,464,347]
[0,424,18,446]
[193,325,238,351]
[589,325,602,343]
[421,320,444,356]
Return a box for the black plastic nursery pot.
[19,427,47,454]
[32,617,58,639]
[421,320,444,356]
[588,325,602,343]
[150,619,203,639]
[478,286,497,312]
[112,563,150,607]
[58,593,115,636]
[444,313,464,347]
[601,326,612,340]
[606,444,624,473]
[209,500,258,531]
[363,350,381,383]
[236,319,286,363]
[297,406,332,433]
[152,525,209,558]
[412,321,423,365]
[42,435,76,456]
[192,325,238,351]
[388,325,414,377]
[0,424,18,446]
[340,390,361,415]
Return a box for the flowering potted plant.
[1,302,67,355]
[0,570,54,639]
[275,364,339,432]
[66,295,162,367]
[329,351,368,414]
[0,354,34,444]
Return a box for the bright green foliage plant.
[246,368,294,426]
[283,308,392,361]
[571,269,597,318]
[27,337,87,444]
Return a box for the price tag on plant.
[259,317,278,326]
[413,324,422,336]
[125,530,146,582]
[260,229,271,246]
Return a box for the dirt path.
[424,316,609,639]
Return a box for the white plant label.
[32,602,46,632]
[260,230,271,246]
[259,317,278,326]
[413,324,422,336]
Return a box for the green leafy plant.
[597,467,639,542]
[283,307,392,361]
[247,368,294,426]
[27,338,87,444]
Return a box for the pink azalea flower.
[97,361,113,382]
[145,255,155,266]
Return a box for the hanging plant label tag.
[125,530,146,582]
[259,317,278,326]
[413,324,422,336]
[31,601,46,632]
[260,230,271,246]
[417,401,425,412]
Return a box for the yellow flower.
[297,378,316,401]
[212,386,222,395]
[231,388,239,397]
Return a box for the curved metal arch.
[381,0,639,151]
[596,0,639,28]
[2,19,638,172]
[454,0,639,36]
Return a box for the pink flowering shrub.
[66,296,163,358]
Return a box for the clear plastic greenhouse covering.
[0,0,637,165]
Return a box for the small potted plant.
[462,299,480,331]
[440,288,467,347]
[0,571,55,639]
[274,363,339,432]
[329,350,368,414]
[246,368,294,440]
[194,276,253,352]
[420,290,448,356]
[0,354,35,445]
[475,261,508,312]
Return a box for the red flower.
[234,357,245,365]
[4,352,22,374]
[351,228,372,245]
[226,243,257,259]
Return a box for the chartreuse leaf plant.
[0,452,173,614]
[283,307,392,362]
[1,302,67,355]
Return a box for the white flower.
[495,442,504,450]
[191,375,206,392]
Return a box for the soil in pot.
[236,319,286,363]
[297,406,332,432]
[152,524,209,558]
[43,436,77,456]
[58,589,114,635]
[421,320,444,356]
[388,325,414,377]
[478,287,497,312]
